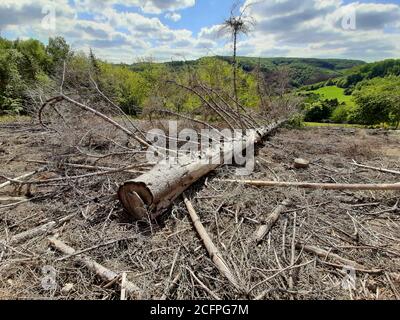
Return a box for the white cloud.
[1,0,400,63]
[72,0,195,14]
[165,12,182,22]
[236,0,400,61]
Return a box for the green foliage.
[47,36,72,72]
[0,48,25,114]
[287,113,305,128]
[196,57,259,108]
[99,63,149,115]
[221,56,365,87]
[352,76,400,127]
[305,86,355,107]
[331,59,400,90]
[0,36,70,114]
[14,39,50,81]
[303,101,335,122]
[330,104,350,123]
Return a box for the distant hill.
[302,58,400,92]
[130,56,366,88]
[220,56,366,87]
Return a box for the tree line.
[0,36,264,117]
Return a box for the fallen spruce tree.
[118,120,285,219]
[39,66,290,220]
[38,67,400,221]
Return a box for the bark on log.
[118,121,284,219]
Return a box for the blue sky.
[0,0,399,62]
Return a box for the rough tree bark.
[118,121,284,220]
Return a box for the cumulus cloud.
[72,0,195,14]
[238,0,400,60]
[165,12,182,22]
[1,0,399,62]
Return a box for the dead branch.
[0,164,147,186]
[1,214,75,246]
[39,94,152,149]
[297,243,383,274]
[351,160,400,176]
[184,195,240,290]
[253,200,291,244]
[0,171,39,189]
[221,179,400,191]
[48,237,143,299]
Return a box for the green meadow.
[309,86,355,107]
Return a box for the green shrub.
[287,113,305,128]
[330,104,349,123]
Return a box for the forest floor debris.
[0,121,399,300]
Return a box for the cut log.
[294,158,310,169]
[118,121,284,219]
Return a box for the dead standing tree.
[220,1,255,117]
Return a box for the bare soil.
[0,121,399,300]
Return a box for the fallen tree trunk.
[118,121,284,219]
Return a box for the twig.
[352,160,400,176]
[3,214,75,246]
[252,259,315,299]
[183,195,240,290]
[288,212,297,290]
[160,272,182,300]
[385,272,400,299]
[120,272,127,301]
[48,237,143,299]
[0,164,146,186]
[254,200,291,244]
[186,267,221,300]
[297,243,382,274]
[55,236,136,262]
[0,171,38,189]
[0,196,27,204]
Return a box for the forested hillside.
[300,59,400,127]
[132,56,365,88]
[1,36,399,128]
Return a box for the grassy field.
[304,122,365,128]
[309,86,355,106]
